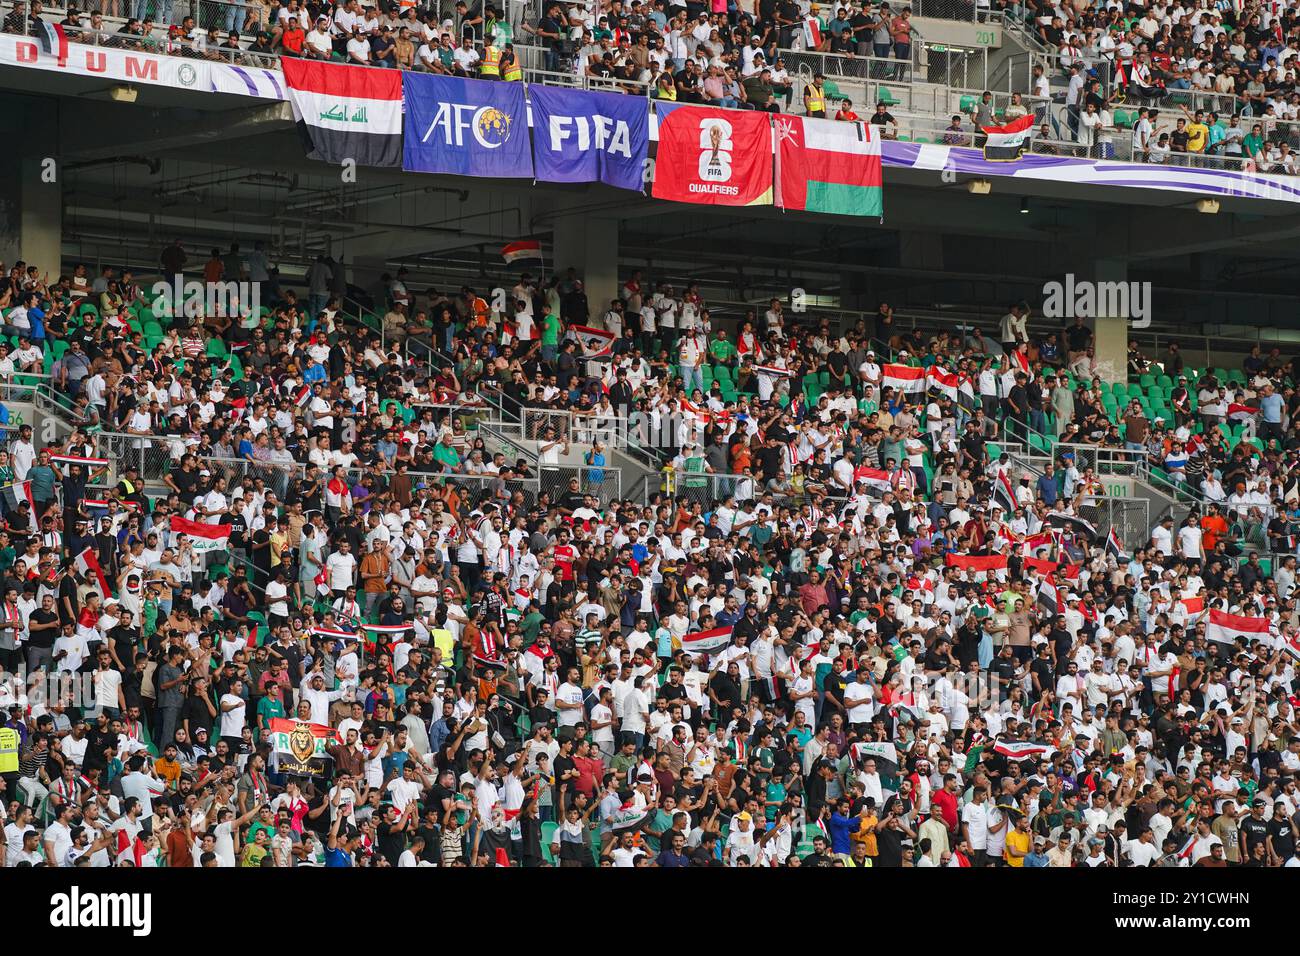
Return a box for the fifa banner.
[269,718,338,777]
[403,72,533,178]
[651,103,773,207]
[529,84,648,192]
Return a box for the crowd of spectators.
[0,238,1297,871]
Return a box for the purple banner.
[881,140,1300,204]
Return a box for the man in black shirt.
[24,593,60,672]
[674,61,702,103]
[875,811,914,866]
[1239,799,1272,859]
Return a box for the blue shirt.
[324,846,353,867]
[656,849,690,867]
[1036,473,1059,507]
[1259,393,1284,424]
[828,812,861,854]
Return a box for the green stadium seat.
[878,88,900,106]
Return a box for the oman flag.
[1206,608,1270,647]
[776,115,883,217]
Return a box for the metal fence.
[1081,496,1150,552]
[908,0,981,20]
[539,463,622,506]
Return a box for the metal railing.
[13,12,278,68]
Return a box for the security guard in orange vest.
[502,43,522,81]
[481,43,502,79]
[804,72,827,118]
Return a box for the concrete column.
[551,215,618,326]
[1092,258,1129,387]
[0,156,62,276]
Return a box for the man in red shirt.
[551,528,578,593]
[932,772,961,834]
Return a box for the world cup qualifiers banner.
[403,72,533,178]
[651,102,773,207]
[528,85,649,192]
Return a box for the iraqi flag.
[115,830,149,868]
[282,58,402,168]
[993,470,1017,514]
[73,547,110,598]
[850,741,899,776]
[570,325,617,359]
[927,365,973,406]
[47,453,110,469]
[854,466,893,494]
[362,622,412,654]
[1106,527,1129,563]
[1036,577,1062,618]
[981,114,1034,162]
[753,364,793,379]
[1021,531,1056,558]
[169,516,233,554]
[37,20,70,65]
[1205,608,1270,648]
[774,115,882,218]
[993,739,1055,760]
[1045,510,1098,541]
[1227,403,1258,423]
[501,240,543,268]
[1284,634,1300,664]
[681,626,733,656]
[605,802,653,835]
[945,553,1009,580]
[1,480,35,512]
[802,15,823,49]
[882,363,926,395]
[1181,596,1205,616]
[1022,556,1071,578]
[311,626,359,642]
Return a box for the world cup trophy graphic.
[706,122,724,172]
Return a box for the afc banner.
[402,72,533,178]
